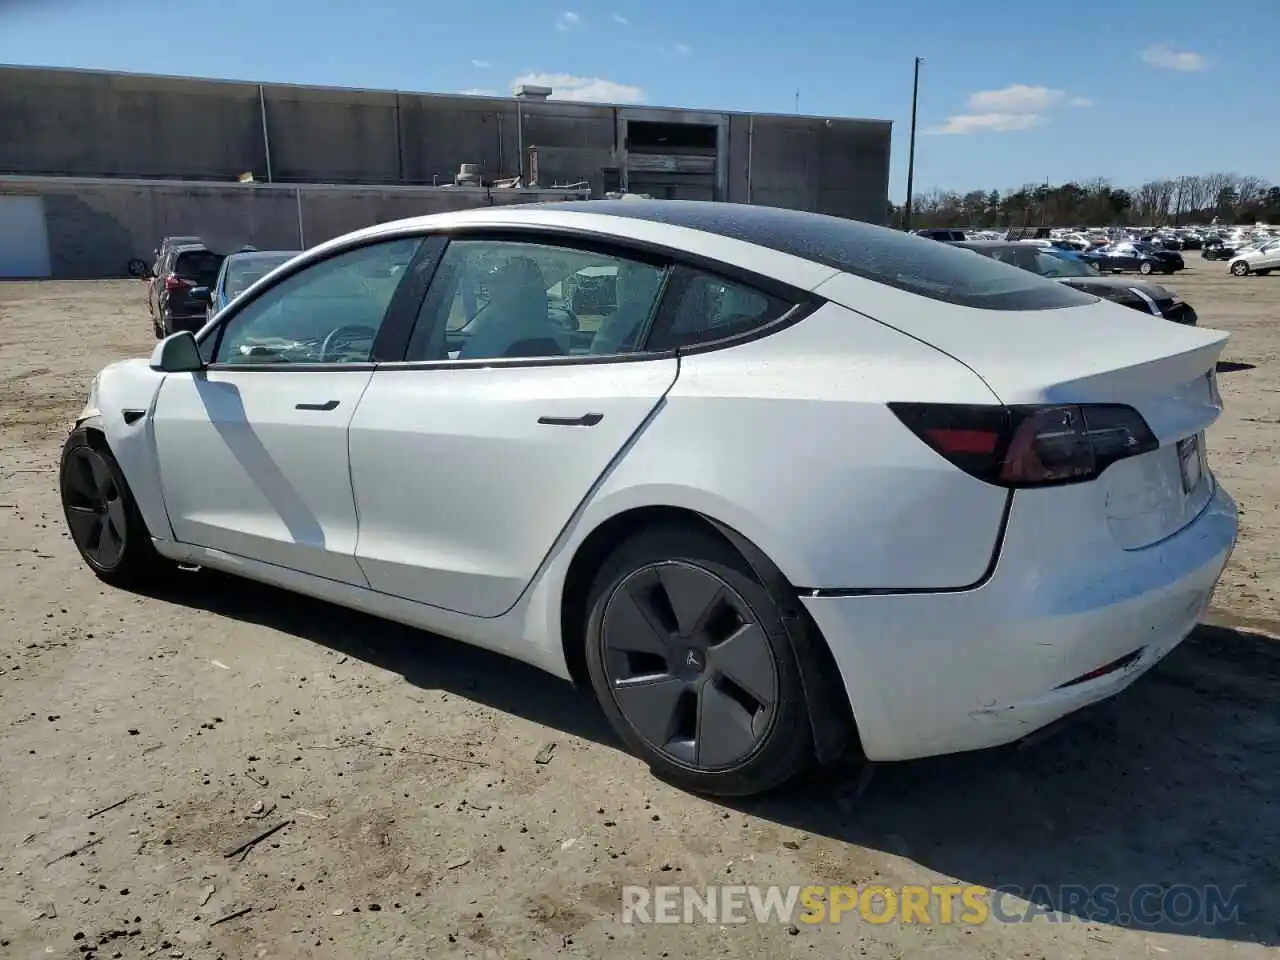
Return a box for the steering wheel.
[550,305,580,332]
[320,325,378,362]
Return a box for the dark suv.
[147,243,231,337]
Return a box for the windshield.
[224,253,297,298]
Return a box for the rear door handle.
[538,413,603,427]
[296,400,340,411]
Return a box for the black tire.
[1139,261,1154,275]
[59,428,174,589]
[1231,261,1250,277]
[583,522,813,797]
[127,258,148,279]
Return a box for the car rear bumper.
[802,478,1237,761]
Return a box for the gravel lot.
[1,269,1277,959]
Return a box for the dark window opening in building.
[627,121,717,152]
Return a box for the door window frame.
[383,226,818,371]
[194,232,447,372]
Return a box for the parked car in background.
[61,201,1234,797]
[954,241,1197,324]
[145,236,204,321]
[912,228,967,241]
[1228,239,1280,277]
[148,242,256,338]
[1082,242,1183,275]
[1202,238,1236,261]
[196,250,300,321]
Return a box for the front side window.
[405,239,667,362]
[211,237,422,365]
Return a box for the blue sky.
[3,0,1277,199]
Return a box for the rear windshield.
[225,254,295,297]
[548,201,1097,311]
[173,250,225,286]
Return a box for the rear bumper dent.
[802,480,1237,761]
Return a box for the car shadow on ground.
[148,571,1279,947]
[1217,360,1257,373]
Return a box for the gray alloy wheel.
[62,445,129,571]
[1232,260,1250,277]
[582,522,816,796]
[59,428,173,587]
[599,560,779,769]
[1139,260,1154,275]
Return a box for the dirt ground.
[1,269,1277,960]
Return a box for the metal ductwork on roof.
[514,84,552,100]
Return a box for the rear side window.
[646,268,791,351]
[174,250,224,286]
[561,201,1097,311]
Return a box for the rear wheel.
[60,429,173,588]
[583,523,813,797]
[1231,261,1250,277]
[1139,261,1154,275]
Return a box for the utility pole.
[902,57,923,231]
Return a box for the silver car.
[1229,239,1280,276]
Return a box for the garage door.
[0,196,52,278]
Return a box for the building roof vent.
[514,84,552,100]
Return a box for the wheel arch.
[69,360,174,542]
[557,503,863,765]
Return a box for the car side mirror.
[190,286,212,304]
[150,331,205,372]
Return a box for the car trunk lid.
[818,276,1229,548]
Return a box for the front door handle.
[538,413,603,427]
[296,400,340,411]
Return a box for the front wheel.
[1139,261,1154,275]
[60,429,173,588]
[583,523,814,797]
[1231,261,1250,277]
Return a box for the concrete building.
[0,65,893,278]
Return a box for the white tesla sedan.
[60,201,1237,797]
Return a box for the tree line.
[891,172,1280,229]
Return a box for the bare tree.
[1180,175,1210,214]
[1236,175,1268,208]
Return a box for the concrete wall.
[0,66,892,275]
[0,177,588,279]
[0,66,631,189]
[0,66,891,222]
[743,116,892,224]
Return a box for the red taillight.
[164,274,193,292]
[889,402,1158,488]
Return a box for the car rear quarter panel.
[580,302,1010,591]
